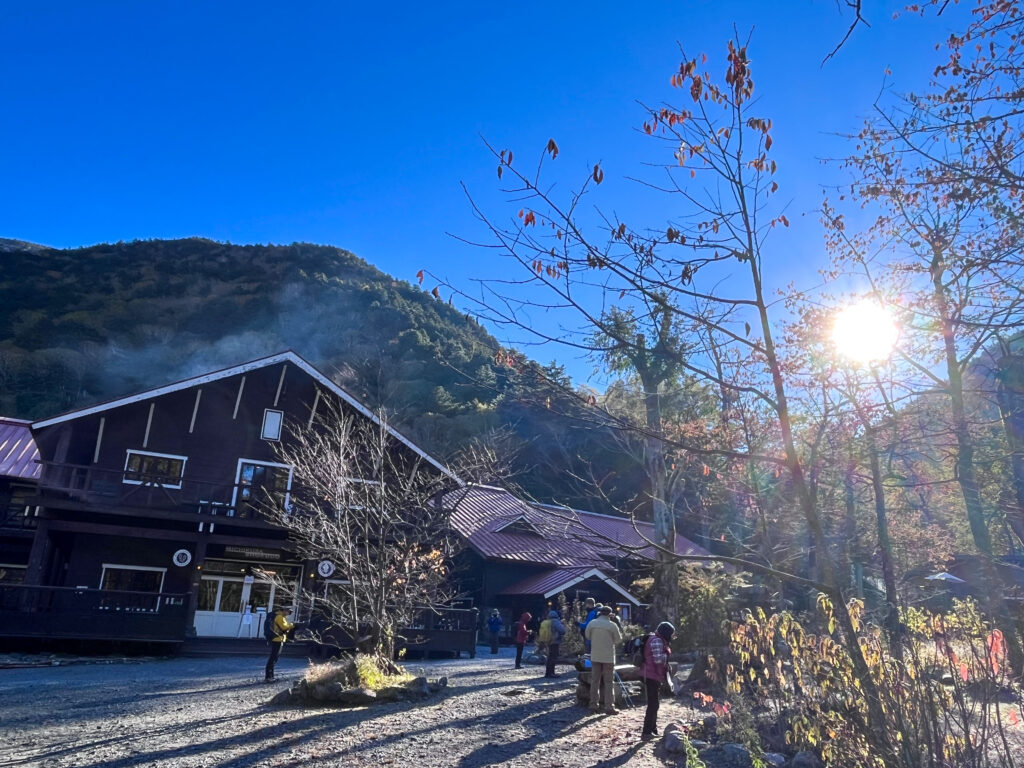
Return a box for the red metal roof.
[446,486,712,568]
[0,418,40,480]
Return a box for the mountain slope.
[0,238,505,452]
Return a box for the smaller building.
[447,485,713,630]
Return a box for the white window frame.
[99,563,167,593]
[232,459,293,512]
[123,450,188,489]
[261,409,284,441]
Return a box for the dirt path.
[0,647,703,767]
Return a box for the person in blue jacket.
[486,610,503,654]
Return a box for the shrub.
[712,597,1024,768]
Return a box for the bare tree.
[260,397,488,669]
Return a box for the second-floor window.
[123,450,187,489]
[235,460,292,517]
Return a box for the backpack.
[263,613,278,642]
[538,618,553,644]
[625,633,651,667]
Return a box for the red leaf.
[960,662,969,682]
[546,138,559,159]
[1009,710,1020,726]
[416,270,424,284]
[431,286,440,300]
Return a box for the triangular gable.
[499,566,641,605]
[30,350,459,482]
[493,514,544,537]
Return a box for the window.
[262,409,283,441]
[0,565,26,584]
[123,450,187,489]
[234,460,292,517]
[99,564,166,593]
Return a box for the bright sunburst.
[832,300,899,363]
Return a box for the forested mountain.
[0,238,643,514]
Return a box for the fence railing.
[36,461,271,522]
[308,606,480,658]
[0,584,189,642]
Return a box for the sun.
[832,300,899,363]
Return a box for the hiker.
[513,611,532,669]
[641,621,675,738]
[579,598,597,652]
[542,610,566,678]
[585,605,622,713]
[264,606,295,682]
[486,610,503,654]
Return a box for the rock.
[699,743,753,768]
[791,750,824,768]
[664,722,684,735]
[663,730,688,754]
[763,753,786,767]
[690,740,710,750]
[376,686,405,702]
[408,676,431,697]
[333,687,378,707]
[436,676,448,688]
[268,689,296,706]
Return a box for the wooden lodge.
[0,350,712,655]
[0,351,477,654]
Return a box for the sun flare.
[832,301,899,363]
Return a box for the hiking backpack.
[626,633,651,667]
[263,613,278,642]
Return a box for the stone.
[268,689,296,706]
[333,687,378,707]
[664,722,683,735]
[376,686,405,702]
[699,743,753,768]
[763,753,786,767]
[663,731,688,754]
[791,750,824,768]
[406,676,431,698]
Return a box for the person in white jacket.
[585,605,623,713]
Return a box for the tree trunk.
[643,373,678,628]
[931,252,1024,673]
[997,353,1024,547]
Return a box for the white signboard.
[317,560,336,578]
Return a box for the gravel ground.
[0,646,703,768]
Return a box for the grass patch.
[301,654,414,692]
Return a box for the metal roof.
[498,566,641,605]
[0,418,40,480]
[446,486,713,567]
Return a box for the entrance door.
[192,560,299,637]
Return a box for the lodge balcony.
[0,584,189,643]
[35,461,279,527]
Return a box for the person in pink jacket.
[513,612,532,669]
[642,621,675,738]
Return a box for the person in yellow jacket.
[265,606,294,682]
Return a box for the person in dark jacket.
[513,611,532,669]
[486,610,503,654]
[641,621,675,738]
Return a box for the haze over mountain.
[0,238,644,514]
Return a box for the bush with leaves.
[711,598,1024,768]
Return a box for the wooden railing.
[36,461,270,522]
[0,584,190,642]
[308,606,480,658]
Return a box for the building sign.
[172,549,192,567]
[223,546,282,562]
[317,560,336,578]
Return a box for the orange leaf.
[1010,710,1020,725]
[416,270,424,284]
[960,662,969,682]
[431,286,440,300]
[546,138,559,159]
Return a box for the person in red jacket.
[513,611,532,669]
[642,621,675,738]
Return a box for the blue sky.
[0,1,967,373]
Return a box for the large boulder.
[332,687,378,707]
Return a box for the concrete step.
[182,637,311,658]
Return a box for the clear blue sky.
[0,1,966,370]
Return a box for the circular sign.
[317,560,336,578]
[172,549,193,567]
